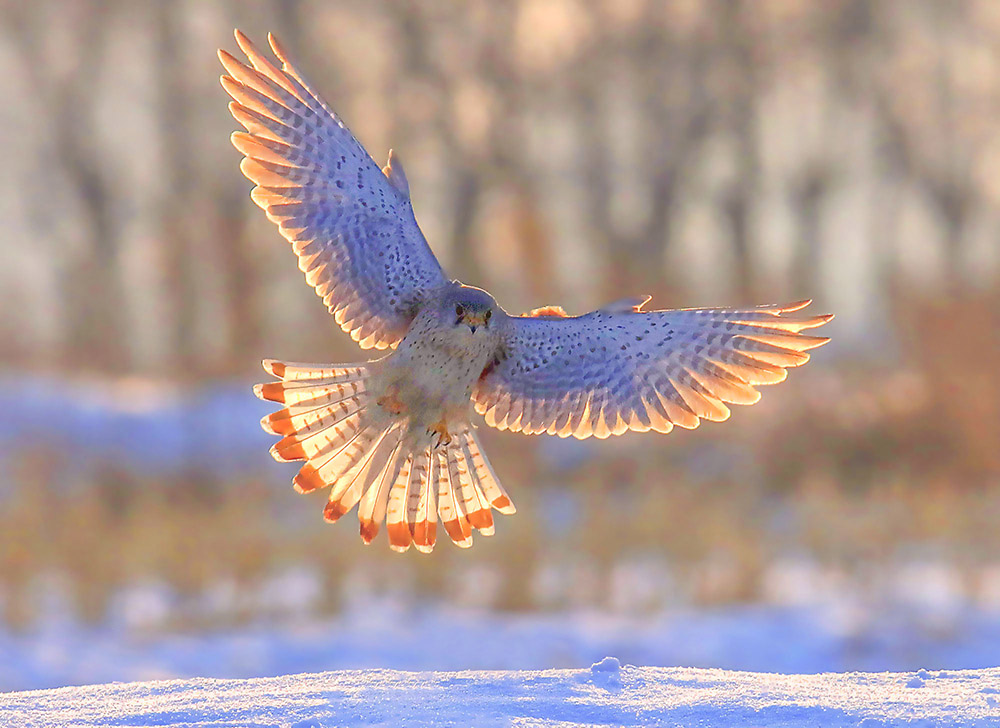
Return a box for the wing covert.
[220,31,448,349]
[474,300,832,439]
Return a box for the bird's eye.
[485,310,492,322]
[455,304,465,317]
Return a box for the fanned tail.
[430,428,516,551]
[373,427,517,553]
[255,360,515,552]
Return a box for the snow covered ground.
[5,660,1000,727]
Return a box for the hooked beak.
[465,312,486,333]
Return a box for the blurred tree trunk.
[8,0,127,371]
[719,0,760,303]
[153,1,197,374]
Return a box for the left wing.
[474,300,832,439]
[219,31,449,350]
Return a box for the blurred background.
[1,0,999,691]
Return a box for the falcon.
[219,31,832,553]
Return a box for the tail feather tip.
[294,464,327,494]
[259,413,277,434]
[323,501,347,523]
[272,437,306,462]
[492,495,516,514]
[262,412,294,436]
[467,509,494,532]
[411,522,436,553]
[442,519,473,548]
[262,358,285,377]
[254,382,284,402]
[359,519,379,544]
[387,522,412,551]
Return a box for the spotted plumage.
[221,31,832,552]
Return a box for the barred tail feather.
[261,396,363,438]
[439,451,472,548]
[385,449,418,553]
[431,428,516,548]
[460,430,515,514]
[254,378,366,407]
[409,450,437,553]
[255,359,516,552]
[262,359,366,381]
[355,427,406,543]
[307,426,378,497]
[320,429,384,519]
[268,403,365,462]
[455,438,494,535]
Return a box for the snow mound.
[5,664,1000,727]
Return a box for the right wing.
[219,31,449,350]
[475,300,832,438]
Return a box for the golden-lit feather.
[475,300,831,439]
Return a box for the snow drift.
[5,660,1000,728]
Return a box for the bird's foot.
[428,419,452,449]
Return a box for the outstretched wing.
[219,31,448,350]
[474,300,832,439]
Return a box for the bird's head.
[441,284,498,335]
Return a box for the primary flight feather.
[220,30,832,553]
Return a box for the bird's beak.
[465,313,486,333]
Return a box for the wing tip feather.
[233,28,253,52]
[768,298,811,313]
[267,32,288,64]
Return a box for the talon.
[429,420,452,449]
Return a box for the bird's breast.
[372,328,497,429]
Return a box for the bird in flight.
[219,31,832,553]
